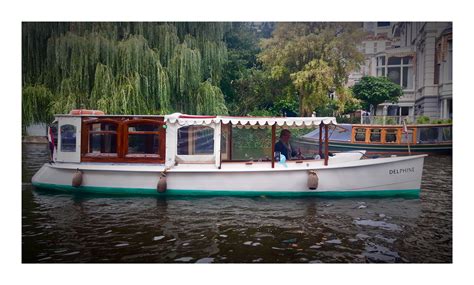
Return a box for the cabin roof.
[164,113,337,127]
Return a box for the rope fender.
[308,170,318,190]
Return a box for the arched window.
[60,124,76,152]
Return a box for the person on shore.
[275,129,300,160]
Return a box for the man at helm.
[275,129,299,160]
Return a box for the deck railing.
[360,115,416,125]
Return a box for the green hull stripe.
[32,182,420,198]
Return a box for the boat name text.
[389,167,415,175]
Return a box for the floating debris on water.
[219,234,228,238]
[167,238,177,242]
[252,242,262,246]
[358,205,367,209]
[379,214,386,218]
[252,258,263,262]
[153,236,165,241]
[243,241,253,245]
[115,243,129,247]
[310,245,321,249]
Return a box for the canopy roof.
[164,113,337,127]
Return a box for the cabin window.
[354,128,366,142]
[88,122,118,155]
[385,129,398,143]
[417,127,451,144]
[60,124,76,152]
[370,129,381,142]
[126,123,162,157]
[178,126,214,155]
[441,126,452,141]
[231,127,272,161]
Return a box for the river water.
[22,143,452,263]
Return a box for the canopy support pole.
[324,124,329,166]
[319,122,323,157]
[271,124,276,168]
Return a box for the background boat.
[298,123,452,155]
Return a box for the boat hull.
[32,155,425,197]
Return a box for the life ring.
[69,109,105,115]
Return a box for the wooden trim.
[219,122,222,169]
[229,124,233,161]
[319,123,323,157]
[412,127,417,145]
[80,117,165,163]
[324,124,329,166]
[271,124,276,168]
[351,126,356,143]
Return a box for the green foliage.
[258,23,365,115]
[22,85,54,127]
[430,118,452,124]
[352,76,403,114]
[231,68,273,115]
[22,22,231,127]
[416,115,431,124]
[271,97,299,117]
[194,80,228,115]
[221,23,263,115]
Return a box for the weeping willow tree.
[22,85,54,128]
[195,80,228,115]
[22,22,230,129]
[169,42,202,112]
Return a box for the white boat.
[32,111,426,197]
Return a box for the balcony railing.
[360,115,416,125]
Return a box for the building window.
[178,126,214,155]
[60,124,76,152]
[447,40,452,83]
[377,55,414,90]
[401,107,410,116]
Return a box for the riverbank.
[22,136,47,144]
